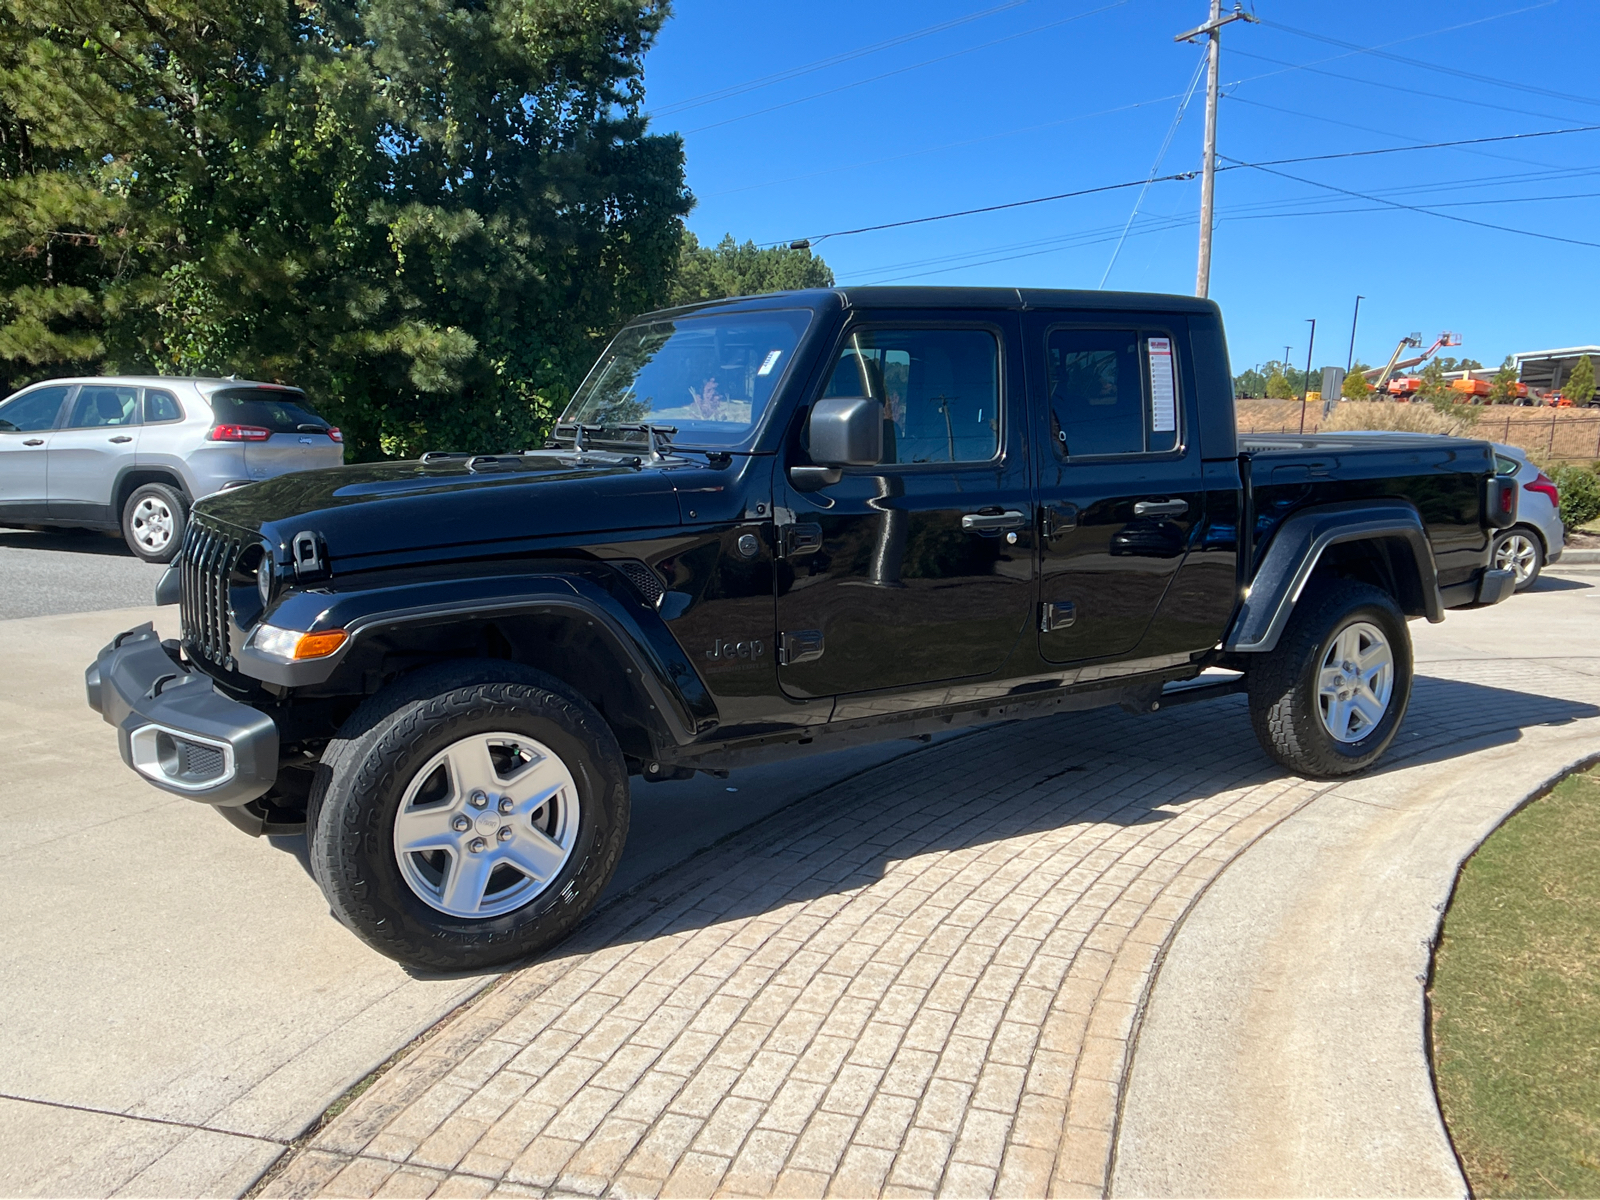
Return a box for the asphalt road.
[0,527,166,620]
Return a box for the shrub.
[1322,401,1476,437]
[1549,464,1600,531]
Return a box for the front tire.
[308,663,630,972]
[1492,526,1543,591]
[121,483,186,563]
[1246,581,1413,778]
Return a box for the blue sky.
[642,0,1600,376]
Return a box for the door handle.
[961,509,1027,532]
[23,438,44,446]
[109,435,133,444]
[1133,499,1189,517]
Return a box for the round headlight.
[257,554,275,607]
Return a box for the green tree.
[667,233,833,306]
[1343,362,1372,400]
[0,0,692,459]
[1265,368,1296,399]
[1233,366,1267,398]
[1564,355,1596,406]
[1490,355,1520,404]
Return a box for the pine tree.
[669,233,833,306]
[0,0,693,458]
[1342,362,1372,400]
[1490,356,1519,404]
[1266,368,1296,399]
[1564,355,1596,407]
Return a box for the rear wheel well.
[115,470,189,518]
[1304,536,1428,617]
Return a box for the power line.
[1220,156,1600,250]
[1256,11,1600,112]
[782,123,1600,247]
[682,0,1131,135]
[647,0,1030,118]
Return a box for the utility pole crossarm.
[1173,7,1257,42]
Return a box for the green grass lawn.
[1431,764,1600,1197]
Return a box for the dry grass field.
[1236,399,1600,461]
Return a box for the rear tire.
[1246,581,1412,779]
[121,483,186,563]
[1492,526,1543,591]
[308,662,630,972]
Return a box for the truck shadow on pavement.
[322,670,1598,982]
[1526,573,1592,592]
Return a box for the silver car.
[1492,443,1564,590]
[0,376,343,562]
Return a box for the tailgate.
[246,431,343,480]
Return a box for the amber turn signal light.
[293,629,349,660]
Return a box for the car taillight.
[1524,472,1560,508]
[327,427,343,443]
[209,424,273,442]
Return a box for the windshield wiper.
[545,422,731,467]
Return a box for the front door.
[775,314,1035,700]
[1025,315,1205,665]
[0,384,72,518]
[48,382,141,523]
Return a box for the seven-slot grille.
[180,518,244,668]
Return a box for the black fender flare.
[1225,500,1441,654]
[236,566,717,745]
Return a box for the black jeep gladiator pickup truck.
[86,287,1518,970]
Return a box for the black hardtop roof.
[643,286,1221,321]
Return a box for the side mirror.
[807,396,883,467]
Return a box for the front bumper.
[86,624,278,806]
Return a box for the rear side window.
[209,387,326,433]
[0,385,71,432]
[822,328,1000,464]
[67,384,140,428]
[143,389,184,423]
[1045,328,1180,458]
[1494,453,1520,477]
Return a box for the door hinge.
[781,522,823,559]
[778,629,825,665]
[1040,601,1076,633]
[1042,503,1079,540]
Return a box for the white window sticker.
[1147,337,1176,434]
[757,349,783,377]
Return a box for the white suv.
[0,376,344,562]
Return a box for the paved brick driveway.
[261,660,1599,1200]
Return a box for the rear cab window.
[143,389,184,424]
[1045,327,1181,458]
[209,387,328,433]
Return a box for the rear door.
[48,383,140,523]
[1025,314,1205,664]
[774,312,1035,700]
[0,384,73,518]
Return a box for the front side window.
[210,387,326,432]
[560,310,812,448]
[822,328,1000,464]
[1046,328,1180,458]
[66,384,139,428]
[0,385,72,432]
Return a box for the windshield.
[559,310,813,448]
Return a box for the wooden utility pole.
[1176,2,1257,298]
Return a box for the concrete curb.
[1556,547,1600,563]
[1110,674,1600,1197]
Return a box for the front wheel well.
[323,612,672,763]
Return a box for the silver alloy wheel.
[130,496,174,553]
[1494,531,1539,586]
[392,732,580,919]
[1316,620,1395,744]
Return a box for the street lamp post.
[1347,295,1364,373]
[1299,318,1317,434]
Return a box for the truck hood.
[195,452,684,562]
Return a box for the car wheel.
[1492,527,1543,592]
[308,662,629,972]
[121,483,187,563]
[1246,581,1413,779]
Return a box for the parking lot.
[2,540,1598,1197]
